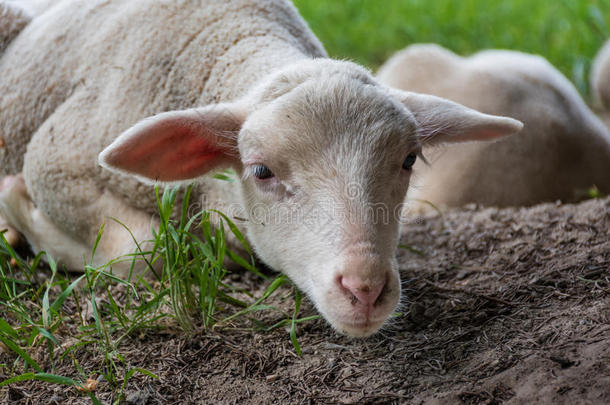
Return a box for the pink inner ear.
[103,117,236,182]
[153,127,227,181]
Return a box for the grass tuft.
[0,185,306,402]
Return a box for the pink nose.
[340,276,386,306]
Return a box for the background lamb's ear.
[390,89,523,144]
[99,104,246,183]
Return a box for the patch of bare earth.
[1,197,609,404]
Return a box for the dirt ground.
[1,196,609,404]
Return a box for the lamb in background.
[0,1,522,336]
[377,44,610,208]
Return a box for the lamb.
[591,40,610,110]
[377,44,610,207]
[0,1,522,337]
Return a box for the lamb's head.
[99,59,522,337]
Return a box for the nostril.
[340,275,386,307]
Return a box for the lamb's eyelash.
[241,164,264,180]
[241,165,276,182]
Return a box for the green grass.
[0,186,312,403]
[294,0,610,96]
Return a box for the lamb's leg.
[0,174,158,277]
[0,173,93,269]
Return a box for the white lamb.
[378,44,610,207]
[0,1,521,337]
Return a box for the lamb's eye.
[402,153,417,171]
[252,164,274,180]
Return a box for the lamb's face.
[237,74,419,336]
[100,59,522,337]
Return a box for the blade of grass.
[219,275,287,326]
[0,335,42,372]
[290,289,303,356]
[0,373,103,405]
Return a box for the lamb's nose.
[340,276,386,306]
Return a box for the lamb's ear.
[99,104,246,183]
[390,89,523,144]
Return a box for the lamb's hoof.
[0,220,20,246]
[0,174,26,247]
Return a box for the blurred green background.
[293,0,610,98]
